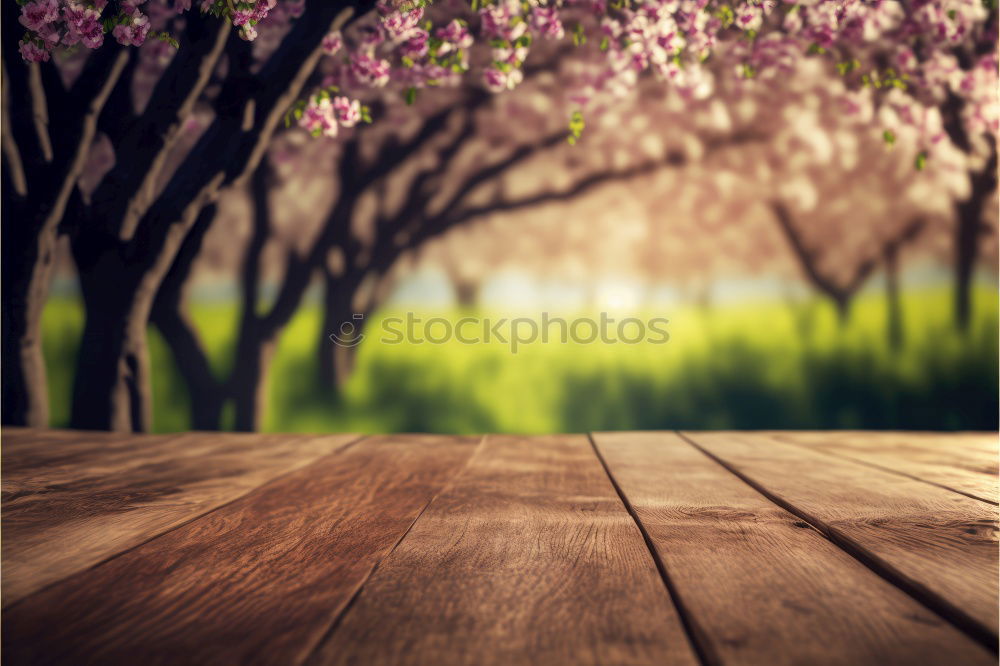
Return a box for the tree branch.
[91,15,232,240]
[1,60,28,198]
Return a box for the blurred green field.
[42,285,999,433]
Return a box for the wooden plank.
[593,431,995,665]
[2,430,357,605]
[770,431,998,504]
[683,431,1000,647]
[4,434,478,665]
[308,434,700,666]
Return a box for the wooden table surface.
[2,429,997,665]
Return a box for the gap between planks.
[677,431,998,653]
[301,434,489,663]
[587,433,720,666]
[770,432,998,506]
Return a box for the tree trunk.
[954,200,980,333]
[69,259,155,431]
[453,279,479,308]
[319,270,363,392]
[151,204,225,429]
[230,324,276,432]
[1,206,56,426]
[834,295,852,326]
[884,243,903,351]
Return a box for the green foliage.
[567,110,585,145]
[715,5,735,28]
[40,285,999,433]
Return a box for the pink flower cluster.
[350,52,391,88]
[322,29,343,56]
[480,0,527,42]
[113,0,152,47]
[298,95,363,138]
[16,0,291,62]
[377,0,423,42]
[231,0,279,41]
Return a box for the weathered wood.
[4,434,479,665]
[683,431,1000,647]
[2,429,358,604]
[309,434,700,666]
[593,431,996,665]
[770,431,998,504]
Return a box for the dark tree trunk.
[230,323,276,432]
[1,12,129,426]
[68,193,208,431]
[884,243,903,351]
[1,199,56,426]
[834,295,852,327]
[151,204,225,429]
[453,279,479,308]
[953,186,990,332]
[319,270,363,392]
[69,252,154,431]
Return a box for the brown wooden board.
[683,431,1000,647]
[593,431,996,665]
[2,430,358,604]
[3,434,479,665]
[769,431,999,504]
[308,434,700,666]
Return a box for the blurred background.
[42,52,999,434]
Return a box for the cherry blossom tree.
[4,0,997,430]
[4,0,358,429]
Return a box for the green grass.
[41,285,999,433]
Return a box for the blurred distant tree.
[152,81,672,428]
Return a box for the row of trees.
[3,0,997,431]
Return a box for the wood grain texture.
[593,431,995,665]
[2,429,357,604]
[683,431,1000,646]
[309,434,700,666]
[3,434,479,666]
[769,431,999,504]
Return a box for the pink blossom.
[493,44,529,66]
[480,0,525,41]
[113,14,151,47]
[400,29,429,59]
[333,96,362,127]
[19,0,59,33]
[63,3,105,48]
[350,52,391,88]
[299,97,338,138]
[435,19,473,55]
[483,66,523,93]
[18,40,51,63]
[531,7,564,40]
[321,30,343,56]
[378,1,424,42]
[232,9,254,27]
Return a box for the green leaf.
[882,129,896,145]
[915,151,927,170]
[405,87,417,105]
